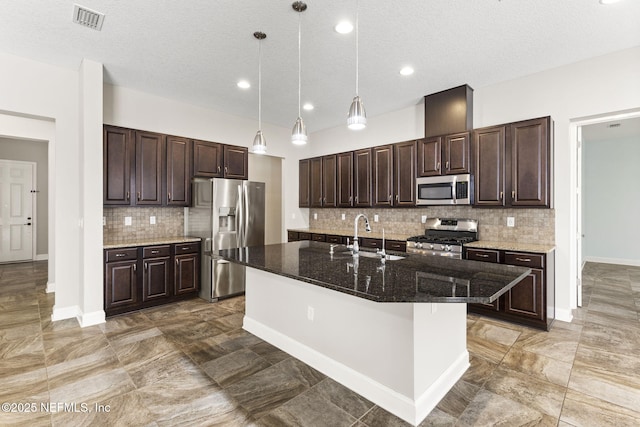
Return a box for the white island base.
[243,267,469,426]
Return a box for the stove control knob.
[429,244,434,250]
[445,245,451,252]
[415,242,422,249]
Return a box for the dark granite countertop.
[218,241,531,304]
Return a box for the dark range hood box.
[424,84,473,137]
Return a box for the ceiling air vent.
[73,4,105,31]
[607,123,621,128]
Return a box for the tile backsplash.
[104,207,184,240]
[309,207,555,245]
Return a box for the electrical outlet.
[507,217,515,227]
[421,215,427,223]
[307,306,315,321]
[150,216,156,225]
[102,216,106,226]
[341,213,346,220]
[291,213,296,219]
[374,214,379,222]
[313,213,318,220]
[124,216,132,226]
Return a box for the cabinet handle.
[476,254,489,258]
[126,191,130,201]
[133,264,137,272]
[437,162,441,171]
[168,192,171,202]
[323,197,326,204]
[115,253,126,257]
[151,250,159,254]
[224,166,228,174]
[137,192,141,201]
[388,194,392,202]
[349,196,352,203]
[181,247,189,251]
[355,196,358,203]
[217,166,221,173]
[144,262,148,270]
[176,259,179,266]
[512,190,515,199]
[395,194,399,201]
[445,161,449,170]
[516,257,531,262]
[500,191,504,200]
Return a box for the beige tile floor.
[1,261,639,426]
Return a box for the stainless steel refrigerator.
[186,178,265,301]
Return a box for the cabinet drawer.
[361,238,383,249]
[105,248,138,262]
[385,240,407,252]
[326,234,345,244]
[311,233,326,242]
[287,231,300,242]
[174,242,200,254]
[466,248,500,263]
[298,232,311,240]
[505,252,544,269]
[143,245,171,258]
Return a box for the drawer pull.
[476,254,489,258]
[516,257,531,262]
[115,253,126,257]
[181,246,189,250]
[151,250,159,254]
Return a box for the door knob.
[24,223,32,226]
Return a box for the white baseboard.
[35,254,48,261]
[46,281,55,293]
[584,256,640,267]
[244,316,468,426]
[78,310,105,327]
[51,305,80,322]
[555,308,574,323]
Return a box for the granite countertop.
[104,236,201,249]
[218,241,530,304]
[465,240,556,254]
[288,228,412,242]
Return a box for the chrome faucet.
[352,213,372,254]
[377,227,387,260]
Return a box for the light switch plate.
[124,216,132,226]
[150,216,156,225]
[507,217,515,227]
[103,216,106,226]
[313,213,318,220]
[341,213,346,220]
[374,214,379,222]
[421,215,427,223]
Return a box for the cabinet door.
[510,117,550,207]
[309,157,323,208]
[473,126,506,206]
[322,154,337,208]
[372,145,394,207]
[174,254,199,295]
[504,268,544,321]
[444,132,471,175]
[353,148,372,207]
[105,260,138,310]
[466,249,500,311]
[193,140,223,178]
[143,257,170,301]
[166,136,191,206]
[135,131,165,205]
[417,137,441,177]
[394,140,417,206]
[299,159,310,207]
[103,126,134,205]
[337,152,354,207]
[223,145,248,179]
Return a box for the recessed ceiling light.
[399,66,414,76]
[599,0,622,4]
[237,80,250,89]
[303,103,314,111]
[335,21,354,34]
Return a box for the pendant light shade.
[252,31,267,154]
[347,0,367,130]
[291,2,308,145]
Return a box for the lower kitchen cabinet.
[104,241,200,316]
[466,247,554,330]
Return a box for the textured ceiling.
[1,0,639,132]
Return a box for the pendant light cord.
[355,0,359,96]
[298,11,302,118]
[258,38,262,131]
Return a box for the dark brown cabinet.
[337,152,354,207]
[135,131,165,205]
[104,241,201,316]
[309,157,323,208]
[299,159,310,207]
[372,145,394,207]
[223,145,249,180]
[418,132,470,177]
[466,247,554,330]
[354,148,372,207]
[308,155,337,208]
[192,140,223,178]
[103,126,134,205]
[473,117,552,208]
[393,140,417,206]
[166,136,191,206]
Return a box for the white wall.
[582,135,640,265]
[303,46,640,322]
[248,153,283,245]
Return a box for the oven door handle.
[452,176,457,204]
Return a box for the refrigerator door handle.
[243,183,250,247]
[236,184,244,247]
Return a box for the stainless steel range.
[406,218,478,259]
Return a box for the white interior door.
[0,160,34,263]
[576,128,583,307]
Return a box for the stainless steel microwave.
[416,174,473,206]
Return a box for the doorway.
[248,153,284,245]
[574,110,640,307]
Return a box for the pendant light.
[347,0,366,130]
[252,31,267,154]
[291,1,308,145]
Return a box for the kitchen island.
[218,241,530,425]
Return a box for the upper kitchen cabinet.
[223,145,248,180]
[166,136,191,206]
[308,155,337,208]
[353,148,372,207]
[393,140,417,206]
[192,140,223,178]
[103,125,135,205]
[135,130,165,205]
[473,116,553,208]
[372,145,394,207]
[418,132,471,177]
[337,152,354,207]
[309,157,323,208]
[299,159,310,207]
